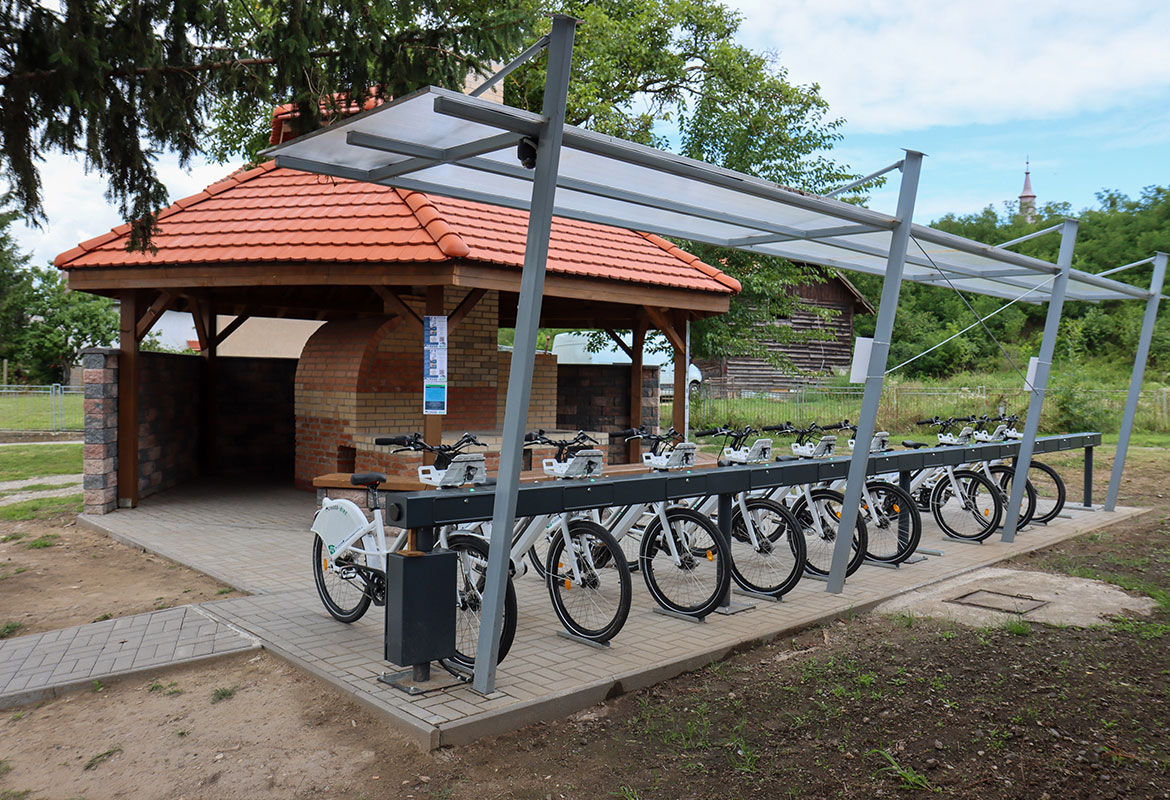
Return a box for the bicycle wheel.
[729,497,806,596]
[930,469,1002,542]
[313,535,373,623]
[860,481,921,565]
[790,489,868,577]
[640,507,731,618]
[546,520,632,643]
[1022,461,1066,524]
[524,518,555,579]
[988,464,1036,528]
[444,534,517,670]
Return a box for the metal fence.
[0,384,85,431]
[673,385,1170,436]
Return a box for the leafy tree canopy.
[853,186,1170,380]
[1,0,537,250]
[506,0,857,365]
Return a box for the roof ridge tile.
[394,188,471,259]
[636,231,741,293]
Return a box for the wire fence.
[0,385,85,431]
[667,385,1170,436]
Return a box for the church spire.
[1019,158,1036,223]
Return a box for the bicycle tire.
[860,481,921,565]
[313,535,373,623]
[444,534,518,670]
[790,488,868,577]
[639,507,731,618]
[930,469,1002,542]
[729,497,806,596]
[1021,461,1065,524]
[988,464,1036,528]
[546,520,632,643]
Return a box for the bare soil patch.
[0,514,243,636]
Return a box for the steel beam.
[826,150,924,594]
[824,160,904,198]
[1105,252,1167,511]
[1001,219,1078,542]
[473,14,577,695]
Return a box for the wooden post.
[628,319,647,462]
[199,299,218,476]
[423,286,444,465]
[117,292,140,508]
[673,327,686,434]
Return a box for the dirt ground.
[0,446,1167,800]
[0,515,243,636]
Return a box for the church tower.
[1019,159,1036,223]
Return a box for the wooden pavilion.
[56,159,740,512]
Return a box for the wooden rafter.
[643,305,684,352]
[447,288,487,333]
[371,286,423,332]
[190,299,210,351]
[213,314,250,346]
[603,329,635,360]
[135,289,177,341]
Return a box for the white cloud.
[730,0,1170,133]
[14,151,239,267]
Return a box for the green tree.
[508,0,856,367]
[12,266,118,383]
[1,0,536,250]
[0,210,32,373]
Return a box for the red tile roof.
[54,161,740,295]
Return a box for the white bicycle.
[310,432,517,670]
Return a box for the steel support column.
[1001,219,1078,541]
[826,151,924,594]
[473,15,577,695]
[1105,252,1167,511]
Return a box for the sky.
[13,0,1170,270]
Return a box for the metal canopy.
[264,86,1149,304]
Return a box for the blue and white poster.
[423,315,448,415]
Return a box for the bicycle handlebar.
[375,434,415,447]
[693,428,720,437]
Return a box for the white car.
[550,332,702,397]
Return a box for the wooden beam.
[371,286,423,333]
[673,310,688,434]
[627,319,648,462]
[190,299,210,352]
[447,287,487,333]
[213,314,250,347]
[199,298,218,475]
[603,329,635,360]
[135,289,177,341]
[423,286,445,465]
[643,305,685,352]
[117,291,140,508]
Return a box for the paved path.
[0,478,1150,749]
[0,606,258,706]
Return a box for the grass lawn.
[0,390,83,431]
[0,493,84,521]
[0,444,83,481]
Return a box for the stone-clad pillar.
[81,348,119,515]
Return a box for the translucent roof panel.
[264,86,1149,304]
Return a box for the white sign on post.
[423,315,448,415]
[1024,356,1039,392]
[849,337,873,384]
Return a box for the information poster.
[423,315,448,415]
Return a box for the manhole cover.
[948,589,1047,614]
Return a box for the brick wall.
[293,291,563,486]
[556,364,660,465]
[81,348,298,513]
[137,352,202,498]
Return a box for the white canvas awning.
[264,86,1149,304]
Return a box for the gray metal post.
[473,15,577,694]
[1001,219,1078,541]
[826,151,924,594]
[1105,252,1167,511]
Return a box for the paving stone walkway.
[0,478,1150,749]
[0,606,259,706]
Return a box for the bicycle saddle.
[350,472,386,487]
[901,440,929,450]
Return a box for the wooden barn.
[696,270,874,395]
